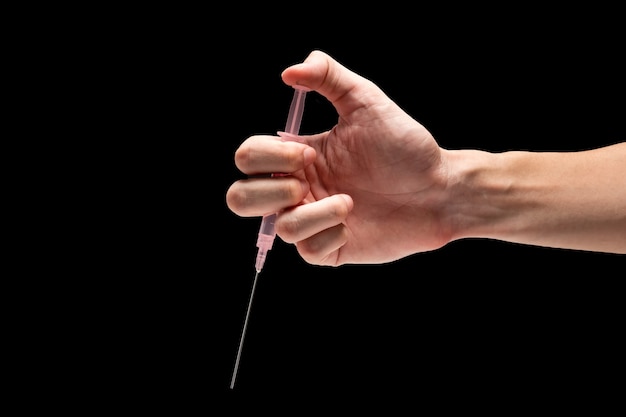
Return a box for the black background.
[33,5,625,413]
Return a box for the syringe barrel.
[258,213,276,238]
[284,86,309,135]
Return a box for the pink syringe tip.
[255,249,267,272]
[255,233,275,272]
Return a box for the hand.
[226,50,452,266]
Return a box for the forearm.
[443,142,626,254]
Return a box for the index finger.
[234,135,316,176]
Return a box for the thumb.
[281,50,383,117]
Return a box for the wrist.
[440,148,517,243]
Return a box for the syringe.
[230,85,309,389]
[254,85,309,273]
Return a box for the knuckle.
[331,198,351,220]
[295,240,318,262]
[225,186,249,215]
[285,179,305,204]
[234,145,251,172]
[277,215,300,243]
[285,146,305,172]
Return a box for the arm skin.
[442,145,626,254]
[226,50,626,266]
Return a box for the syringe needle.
[230,269,260,389]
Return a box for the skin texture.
[226,50,626,266]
